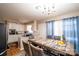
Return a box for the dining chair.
[22,41,32,56]
[30,44,44,56]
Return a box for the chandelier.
[35,3,56,16]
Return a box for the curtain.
[63,16,79,54]
[46,21,54,39]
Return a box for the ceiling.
[0,3,79,23]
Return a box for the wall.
[0,18,5,23]
[55,11,79,20]
[37,22,46,39]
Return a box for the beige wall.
[55,11,79,20]
[38,22,46,39]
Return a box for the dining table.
[28,39,75,56]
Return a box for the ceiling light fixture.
[35,3,56,16]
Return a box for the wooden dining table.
[28,39,75,56]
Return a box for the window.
[53,20,63,36]
[27,25,33,33]
[46,21,53,38]
[46,20,63,39]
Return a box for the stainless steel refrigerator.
[0,21,7,56]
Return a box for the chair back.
[22,41,32,56]
[30,44,44,56]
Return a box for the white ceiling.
[0,3,79,23]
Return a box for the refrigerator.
[0,21,7,56]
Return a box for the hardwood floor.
[7,42,20,56]
[7,47,20,56]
